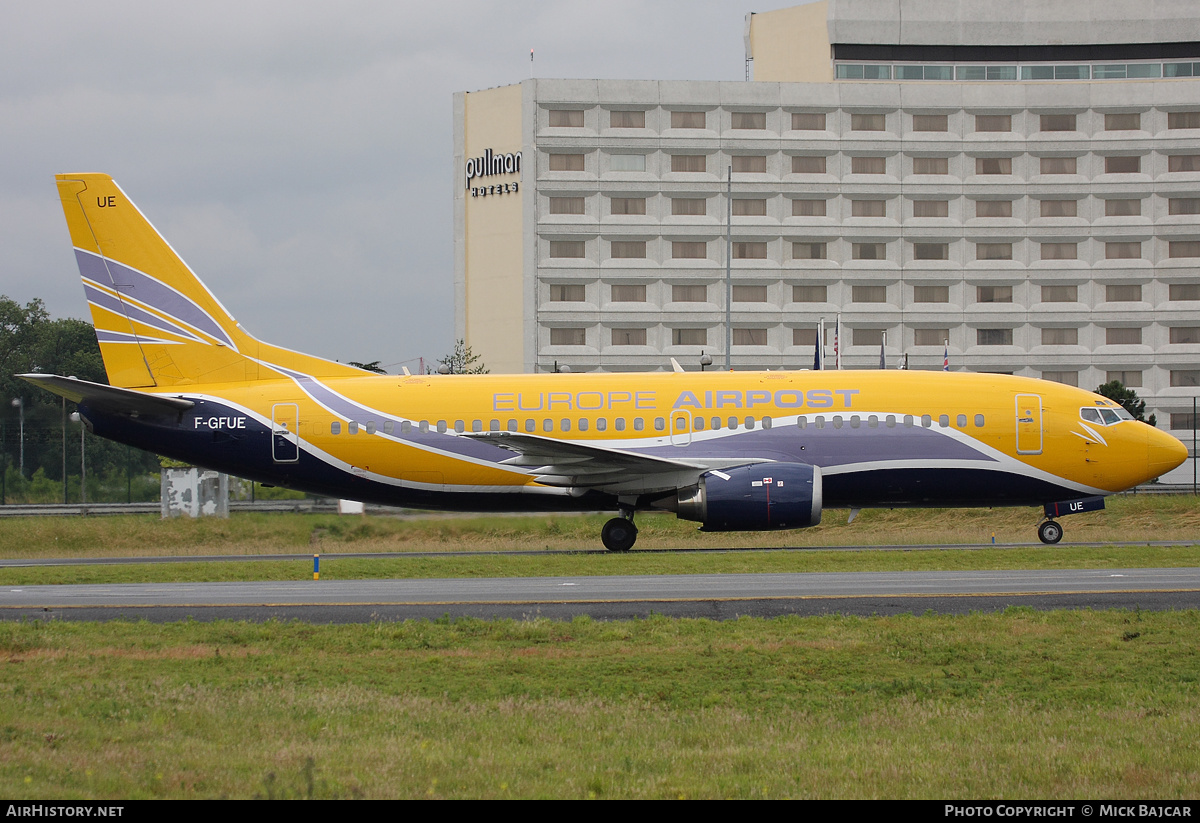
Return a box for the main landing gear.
[1037,519,1064,545]
[601,505,638,552]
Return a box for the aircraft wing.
[464,431,767,493]
[18,374,195,415]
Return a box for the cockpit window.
[1082,406,1131,425]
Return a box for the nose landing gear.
[1037,519,1063,544]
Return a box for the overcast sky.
[1,0,757,372]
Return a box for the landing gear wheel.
[601,517,638,552]
[1038,520,1063,545]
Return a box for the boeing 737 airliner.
[22,174,1188,550]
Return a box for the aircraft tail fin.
[55,173,362,388]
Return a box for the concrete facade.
[453,1,1200,436]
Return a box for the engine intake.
[675,463,822,531]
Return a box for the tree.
[348,361,387,374]
[1095,380,1157,427]
[431,340,488,374]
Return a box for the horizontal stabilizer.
[18,373,194,416]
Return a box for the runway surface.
[3,567,1199,622]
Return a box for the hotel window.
[1040,114,1076,132]
[975,200,1012,218]
[852,243,885,260]
[733,285,768,302]
[611,328,646,346]
[1107,284,1141,302]
[732,156,766,173]
[1105,156,1140,174]
[671,111,706,129]
[1040,200,1077,217]
[1106,327,1142,345]
[610,110,645,129]
[913,200,949,217]
[977,328,1013,345]
[792,199,827,216]
[549,284,585,302]
[610,284,646,302]
[977,243,1013,261]
[1171,413,1199,430]
[852,285,887,303]
[853,329,884,346]
[610,154,645,172]
[851,113,886,131]
[913,243,949,260]
[793,285,827,302]
[549,241,585,258]
[1042,371,1079,386]
[977,285,1013,303]
[1172,327,1200,344]
[1107,370,1142,387]
[672,198,706,216]
[550,328,586,346]
[610,197,646,215]
[1040,243,1077,260]
[671,154,707,173]
[1041,285,1077,302]
[1168,111,1200,129]
[975,114,1012,132]
[793,242,827,260]
[1171,370,1200,387]
[610,241,646,259]
[792,112,826,130]
[733,328,768,346]
[792,156,826,174]
[672,328,707,345]
[1170,283,1200,300]
[548,109,584,128]
[1105,112,1141,131]
[1169,155,1200,172]
[1106,198,1141,216]
[733,242,767,259]
[1040,157,1076,174]
[1042,328,1078,345]
[913,157,948,175]
[1106,242,1141,259]
[549,154,585,172]
[912,114,948,132]
[915,328,949,346]
[549,197,585,215]
[852,156,886,174]
[732,199,767,216]
[1170,198,1200,214]
[731,112,766,130]
[1169,241,1200,258]
[672,284,707,302]
[913,286,949,303]
[976,157,1011,175]
[852,199,885,217]
[672,241,707,259]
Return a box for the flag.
[813,324,823,371]
[879,330,886,369]
[943,341,950,372]
[834,314,841,370]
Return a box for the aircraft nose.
[1147,426,1189,478]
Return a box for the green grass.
[1,611,1197,799]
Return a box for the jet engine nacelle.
[675,463,822,531]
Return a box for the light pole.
[10,397,23,477]
[70,412,85,504]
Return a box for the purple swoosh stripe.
[95,330,181,345]
[83,281,202,342]
[74,250,234,348]
[269,365,512,463]
[633,422,997,468]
